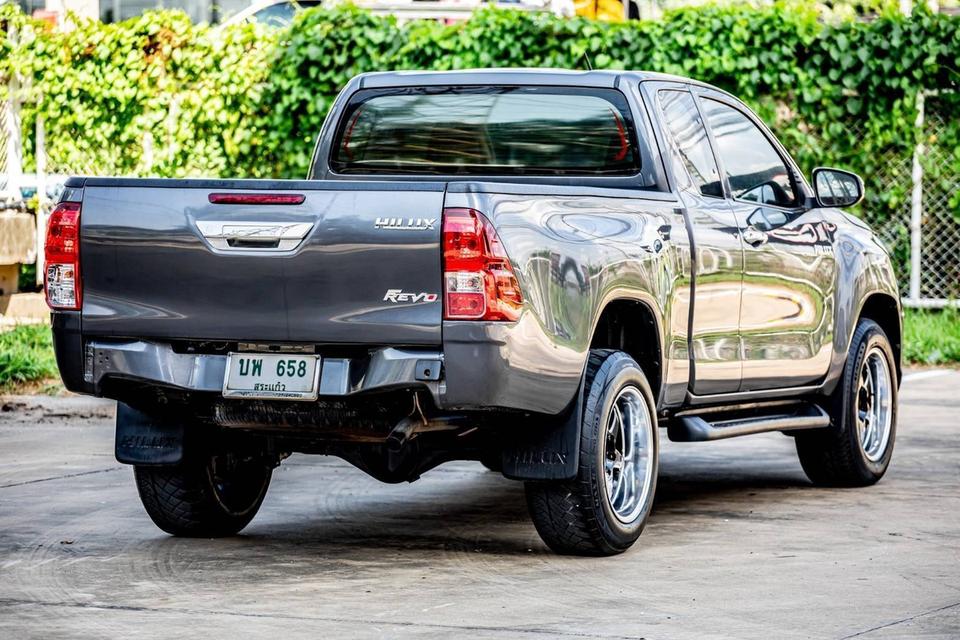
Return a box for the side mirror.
[812,167,864,208]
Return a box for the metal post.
[3,90,23,198]
[4,26,24,206]
[908,91,925,304]
[35,113,47,288]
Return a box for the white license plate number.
[223,353,320,400]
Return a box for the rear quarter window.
[329,86,644,177]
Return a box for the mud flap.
[115,402,184,465]
[500,386,583,481]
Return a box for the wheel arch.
[856,292,903,383]
[500,296,665,483]
[588,297,664,402]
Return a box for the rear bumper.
[442,319,583,414]
[51,312,89,394]
[51,314,584,416]
[83,339,444,405]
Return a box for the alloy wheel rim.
[208,456,268,516]
[603,385,654,524]
[856,347,893,462]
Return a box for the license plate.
[222,353,321,400]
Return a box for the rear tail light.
[44,200,82,310]
[442,208,523,321]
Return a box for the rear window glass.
[330,87,642,176]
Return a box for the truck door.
[695,91,836,391]
[651,86,744,395]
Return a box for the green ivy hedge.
[1,7,277,177]
[2,2,958,223]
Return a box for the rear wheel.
[796,319,898,486]
[134,450,272,537]
[525,350,658,556]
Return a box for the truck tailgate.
[79,180,445,345]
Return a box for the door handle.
[742,227,768,246]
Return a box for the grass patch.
[903,307,960,365]
[0,325,59,390]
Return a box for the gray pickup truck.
[47,70,900,556]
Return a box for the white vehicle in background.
[0,184,18,209]
[219,0,570,27]
[220,0,323,27]
[0,175,67,211]
[351,0,572,21]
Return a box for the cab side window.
[700,99,799,209]
[658,90,723,198]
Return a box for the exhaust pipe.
[385,392,471,453]
[386,415,469,453]
[386,416,418,452]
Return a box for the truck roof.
[356,68,723,92]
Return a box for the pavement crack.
[0,467,122,489]
[0,597,646,639]
[838,600,960,638]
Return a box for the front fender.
[823,213,901,395]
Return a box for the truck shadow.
[199,457,816,558]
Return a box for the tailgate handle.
[196,221,314,252]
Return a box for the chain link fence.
[848,90,960,306]
[777,90,958,308]
[915,92,960,304]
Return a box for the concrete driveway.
[1,370,958,639]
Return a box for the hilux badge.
[374,217,436,230]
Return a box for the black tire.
[525,350,659,556]
[134,452,272,537]
[796,318,898,487]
